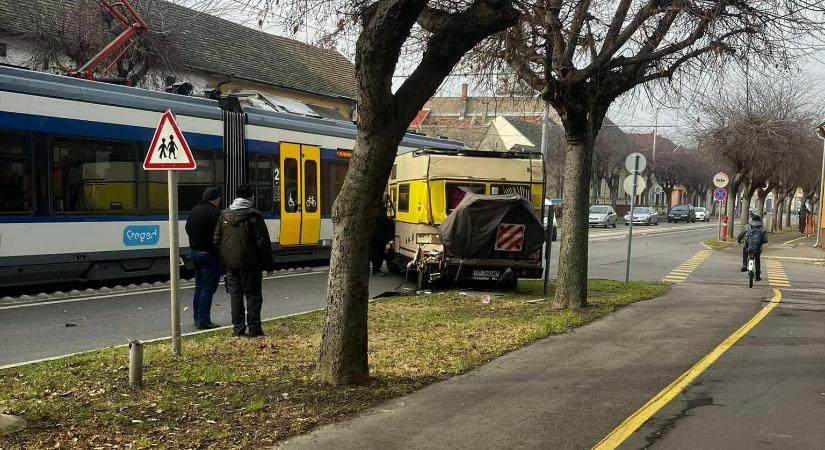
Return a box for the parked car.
[623,207,660,226]
[695,207,709,222]
[668,204,696,223]
[589,205,618,228]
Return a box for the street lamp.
[814,123,825,248]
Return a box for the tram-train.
[0,65,463,288]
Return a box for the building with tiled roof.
[0,0,356,119]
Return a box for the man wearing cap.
[185,187,223,329]
[214,184,275,337]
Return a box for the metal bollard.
[128,339,144,388]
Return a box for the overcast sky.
[177,0,825,142]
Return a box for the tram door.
[279,143,321,246]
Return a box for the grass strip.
[0,279,669,449]
[702,239,737,250]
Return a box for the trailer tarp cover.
[439,193,544,259]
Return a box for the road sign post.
[713,187,728,241]
[143,110,197,356]
[624,152,647,283]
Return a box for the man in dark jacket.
[738,214,769,281]
[185,187,222,329]
[798,205,809,234]
[370,196,394,276]
[213,184,274,337]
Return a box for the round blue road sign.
[713,187,728,202]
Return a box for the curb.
[0,267,330,309]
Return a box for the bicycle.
[746,251,756,288]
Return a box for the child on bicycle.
[737,213,768,281]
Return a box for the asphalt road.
[620,250,825,450]
[282,230,825,450]
[0,222,716,367]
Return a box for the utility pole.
[815,124,825,248]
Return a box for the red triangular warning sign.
[143,110,197,170]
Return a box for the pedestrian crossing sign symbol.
[495,223,525,252]
[143,110,197,170]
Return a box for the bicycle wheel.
[749,272,754,289]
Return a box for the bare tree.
[593,121,634,208]
[474,0,825,308]
[237,0,519,385]
[651,148,688,213]
[695,80,823,236]
[17,0,179,85]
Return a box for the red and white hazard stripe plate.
[495,223,525,252]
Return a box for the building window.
[0,133,33,213]
[398,184,410,212]
[51,138,136,213]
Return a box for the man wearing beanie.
[185,187,223,329]
[213,184,274,337]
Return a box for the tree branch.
[394,0,520,125]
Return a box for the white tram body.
[0,66,462,287]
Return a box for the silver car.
[589,205,618,228]
[623,207,660,226]
[695,207,709,222]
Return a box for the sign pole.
[168,169,181,356]
[625,156,639,283]
[143,109,197,357]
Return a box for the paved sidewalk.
[621,257,825,449]
[280,278,768,450]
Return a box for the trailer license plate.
[472,270,500,280]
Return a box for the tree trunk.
[610,183,619,209]
[741,188,755,232]
[553,134,594,309]
[786,197,793,228]
[317,128,400,385]
[756,189,769,217]
[726,181,741,240]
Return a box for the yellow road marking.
[661,250,713,284]
[764,260,791,288]
[593,289,783,450]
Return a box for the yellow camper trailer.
[387,148,546,289]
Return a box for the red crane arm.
[72,0,149,81]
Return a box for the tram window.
[0,134,33,213]
[304,160,318,213]
[252,155,274,214]
[322,161,348,215]
[147,149,215,212]
[398,184,410,213]
[283,158,299,213]
[446,183,485,214]
[51,138,136,214]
